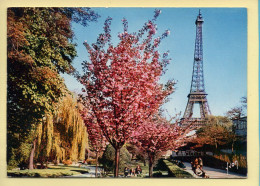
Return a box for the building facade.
[232,116,247,137]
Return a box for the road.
[182,162,247,178]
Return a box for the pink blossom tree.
[131,116,190,177]
[78,9,174,177]
[81,109,107,177]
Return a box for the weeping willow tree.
[34,94,88,167]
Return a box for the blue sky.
[62,8,247,118]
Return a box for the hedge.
[162,160,193,178]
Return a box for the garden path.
[182,162,247,178]
[68,165,103,177]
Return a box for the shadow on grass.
[47,168,64,170]
[70,170,89,174]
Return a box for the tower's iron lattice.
[181,10,211,128]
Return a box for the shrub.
[156,158,168,171]
[153,171,163,177]
[99,144,131,173]
[213,154,230,163]
[211,153,247,175]
[63,160,72,165]
[7,143,31,170]
[86,159,97,165]
[232,154,247,168]
[7,159,19,170]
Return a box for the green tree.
[99,144,131,175]
[7,7,99,169]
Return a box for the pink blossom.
[88,64,94,71]
[78,10,174,177]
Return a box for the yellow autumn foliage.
[35,93,88,163]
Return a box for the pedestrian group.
[191,157,209,178]
[124,165,142,177]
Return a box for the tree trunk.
[29,138,37,170]
[114,148,120,177]
[143,159,146,166]
[86,147,90,160]
[40,160,44,169]
[95,151,99,177]
[148,156,153,178]
[231,140,234,153]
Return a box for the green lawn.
[137,160,169,177]
[7,159,190,178]
[8,165,90,178]
[105,160,168,178]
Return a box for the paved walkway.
[67,163,247,178]
[182,162,247,178]
[68,165,104,177]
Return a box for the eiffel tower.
[181,10,211,128]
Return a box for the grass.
[7,165,90,178]
[125,160,151,177]
[135,160,170,177]
[8,160,191,178]
[162,160,193,178]
[110,160,168,178]
[102,160,168,178]
[8,159,188,178]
